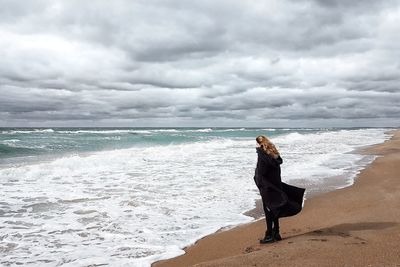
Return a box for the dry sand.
[153,129,400,267]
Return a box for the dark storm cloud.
[0,0,399,127]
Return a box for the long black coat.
[254,147,305,218]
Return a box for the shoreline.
[153,129,400,267]
[244,130,394,221]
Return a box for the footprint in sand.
[345,236,367,245]
[311,229,351,238]
[244,246,261,254]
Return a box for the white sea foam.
[1,139,21,145]
[0,128,392,266]
[150,129,180,133]
[56,129,153,134]
[2,129,55,134]
[218,128,247,131]
[0,139,258,266]
[274,129,391,185]
[185,128,213,132]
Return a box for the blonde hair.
[256,135,280,159]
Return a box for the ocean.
[0,127,392,266]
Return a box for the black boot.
[259,228,281,244]
[273,228,282,241]
[263,230,272,240]
[259,230,274,244]
[259,229,272,244]
[260,212,274,244]
[259,234,274,244]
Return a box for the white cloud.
[0,0,399,127]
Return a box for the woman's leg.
[265,209,273,236]
[272,215,282,241]
[261,196,273,234]
[260,196,274,242]
[273,216,279,232]
[260,205,282,243]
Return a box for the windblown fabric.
[254,147,306,218]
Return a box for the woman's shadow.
[244,222,398,254]
[290,221,398,243]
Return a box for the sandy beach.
[153,129,400,267]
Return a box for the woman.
[254,135,305,243]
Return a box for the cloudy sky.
[1,0,399,127]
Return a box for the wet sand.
[153,129,400,267]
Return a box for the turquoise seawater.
[0,127,343,160]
